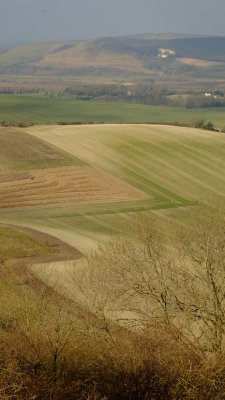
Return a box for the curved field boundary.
[1,223,82,265]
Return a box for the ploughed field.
[0,129,145,209]
[1,124,225,252]
[0,166,145,208]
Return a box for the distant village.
[203,90,224,99]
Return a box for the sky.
[0,0,225,45]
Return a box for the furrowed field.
[1,94,225,128]
[0,124,225,251]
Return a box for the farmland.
[0,166,146,209]
[29,124,225,202]
[1,123,225,399]
[0,225,50,265]
[0,123,225,253]
[0,129,81,169]
[1,94,225,128]
[2,15,225,399]
[0,224,81,267]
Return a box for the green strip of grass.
[1,94,225,128]
[0,226,50,263]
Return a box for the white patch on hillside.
[158,48,175,59]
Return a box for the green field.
[0,124,225,253]
[29,124,225,201]
[0,225,50,266]
[1,94,225,128]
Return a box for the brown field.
[0,165,147,209]
[0,129,82,170]
[177,57,222,67]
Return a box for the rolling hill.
[1,35,225,77]
[1,124,225,253]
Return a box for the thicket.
[0,120,219,133]
[1,204,225,398]
[185,94,225,109]
[0,121,35,128]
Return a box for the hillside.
[1,124,225,399]
[0,124,225,253]
[1,35,225,77]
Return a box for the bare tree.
[16,286,77,378]
[78,206,225,354]
[175,204,225,352]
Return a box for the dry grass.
[0,166,146,209]
[177,57,222,67]
[0,129,81,170]
[0,277,225,400]
[0,224,81,267]
[35,42,146,72]
[0,225,50,265]
[1,209,225,399]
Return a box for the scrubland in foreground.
[1,204,225,399]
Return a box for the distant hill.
[126,33,205,39]
[0,35,225,77]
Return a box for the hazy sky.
[1,0,225,44]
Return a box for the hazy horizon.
[0,32,215,48]
[1,0,225,46]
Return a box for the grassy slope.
[0,41,77,65]
[28,124,225,201]
[0,225,50,265]
[1,95,225,128]
[0,124,225,253]
[2,37,225,69]
[0,128,83,169]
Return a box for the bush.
[203,120,215,131]
[192,119,205,128]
